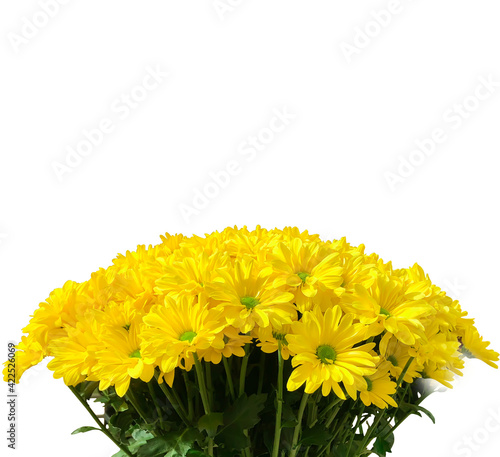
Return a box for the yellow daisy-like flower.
[207,257,296,333]
[198,326,253,364]
[254,323,294,360]
[408,322,461,374]
[23,280,86,352]
[46,313,103,387]
[457,321,499,369]
[286,306,378,398]
[379,333,422,383]
[266,239,344,312]
[2,335,44,383]
[92,313,155,397]
[154,250,230,299]
[345,273,435,345]
[141,294,226,375]
[346,362,398,409]
[421,359,462,389]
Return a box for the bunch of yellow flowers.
[4,226,498,457]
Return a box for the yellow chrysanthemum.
[207,257,296,333]
[286,306,378,398]
[141,294,226,375]
[88,304,155,396]
[345,273,435,345]
[46,313,103,386]
[154,250,230,298]
[421,359,462,389]
[92,320,154,397]
[457,322,499,369]
[408,322,462,374]
[198,326,253,364]
[266,239,344,312]
[379,333,422,383]
[2,335,44,383]
[346,362,398,409]
[254,323,294,360]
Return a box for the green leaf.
[399,402,435,424]
[331,437,364,457]
[221,394,267,432]
[71,426,100,435]
[128,428,155,453]
[216,393,267,450]
[281,402,298,428]
[83,381,100,400]
[137,429,203,457]
[373,432,395,456]
[198,413,224,437]
[299,424,332,446]
[186,451,210,457]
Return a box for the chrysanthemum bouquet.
[4,227,498,457]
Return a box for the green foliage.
[68,353,437,457]
[372,433,395,456]
[399,402,436,424]
[216,393,267,451]
[197,413,224,438]
[71,426,100,435]
[136,429,203,457]
[299,424,332,446]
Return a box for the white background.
[1,1,499,456]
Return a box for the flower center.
[179,331,197,342]
[379,307,391,317]
[129,349,141,358]
[316,345,337,364]
[387,355,398,366]
[459,345,474,359]
[123,323,131,331]
[363,376,373,391]
[272,331,288,345]
[297,272,310,283]
[240,296,260,309]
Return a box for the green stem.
[205,361,213,410]
[379,380,434,442]
[193,354,214,456]
[396,357,415,388]
[357,410,386,455]
[325,404,341,428]
[223,356,236,401]
[257,351,266,395]
[289,391,309,457]
[126,388,155,435]
[155,372,191,427]
[271,343,284,457]
[147,382,166,431]
[182,370,194,422]
[317,409,350,457]
[307,391,320,428]
[346,405,364,457]
[68,386,132,457]
[319,396,342,420]
[239,345,251,397]
[194,354,211,415]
